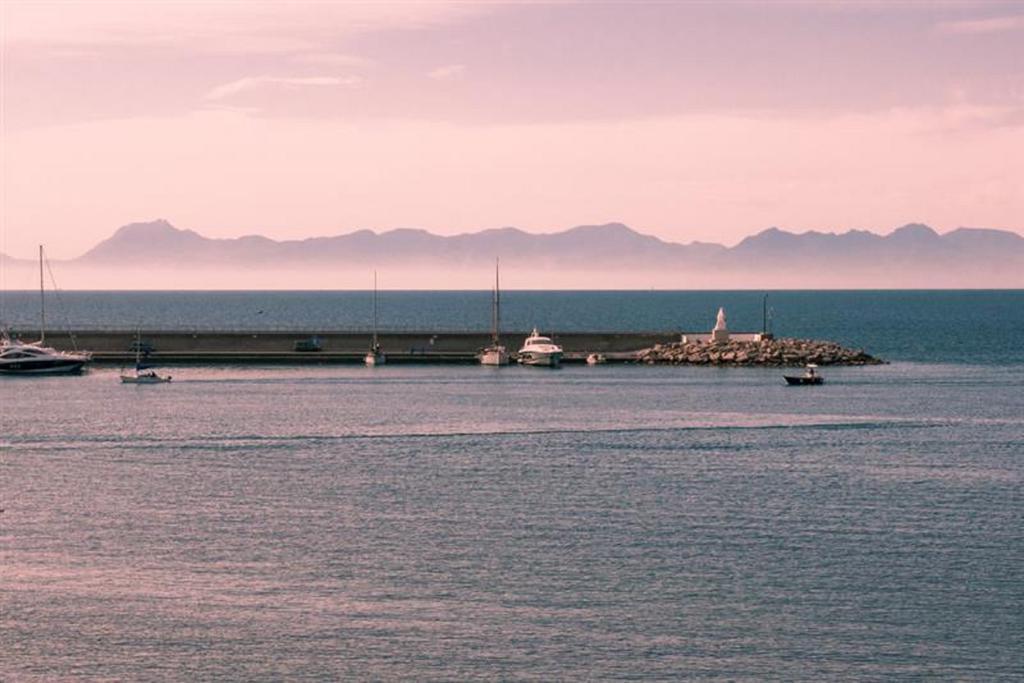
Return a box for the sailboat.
[0,246,91,375]
[120,329,171,384]
[364,271,386,366]
[478,258,509,366]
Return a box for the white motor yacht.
[518,328,563,367]
[0,246,92,375]
[0,336,91,375]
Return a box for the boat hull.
[121,374,171,384]
[365,353,386,366]
[518,351,562,367]
[478,346,510,366]
[0,358,87,375]
[784,375,824,385]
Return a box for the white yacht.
[0,336,91,375]
[0,245,92,375]
[518,328,563,367]
[478,259,510,366]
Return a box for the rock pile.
[637,337,884,366]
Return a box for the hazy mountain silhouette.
[2,219,1022,288]
[76,219,718,268]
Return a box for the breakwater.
[637,338,885,366]
[38,329,680,364]
[27,329,884,365]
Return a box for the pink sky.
[1,0,1023,260]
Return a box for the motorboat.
[784,364,824,385]
[518,328,563,367]
[478,258,510,366]
[586,352,607,365]
[0,245,91,375]
[0,336,91,375]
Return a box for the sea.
[2,291,1022,680]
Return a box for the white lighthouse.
[711,307,730,343]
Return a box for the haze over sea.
[2,290,1022,679]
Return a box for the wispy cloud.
[427,64,467,81]
[289,52,372,68]
[935,14,1024,35]
[204,76,362,101]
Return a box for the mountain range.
[2,220,1022,288]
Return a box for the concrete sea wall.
[36,329,681,364]
[24,329,884,365]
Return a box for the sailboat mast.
[39,245,45,344]
[372,270,378,346]
[492,258,500,343]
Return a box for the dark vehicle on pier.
[293,336,323,352]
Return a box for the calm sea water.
[2,292,1023,679]
[2,289,1023,363]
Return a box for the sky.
[1,0,1023,260]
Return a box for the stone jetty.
[637,337,885,366]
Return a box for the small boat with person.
[121,366,172,384]
[121,330,171,383]
[518,328,563,367]
[784,364,824,385]
[586,352,607,365]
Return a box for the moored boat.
[586,352,607,365]
[518,328,563,367]
[0,246,91,375]
[0,337,90,374]
[478,258,509,366]
[365,271,386,366]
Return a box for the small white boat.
[120,329,171,383]
[364,344,385,366]
[518,328,563,367]
[479,258,510,366]
[121,368,172,384]
[478,345,509,366]
[586,352,607,365]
